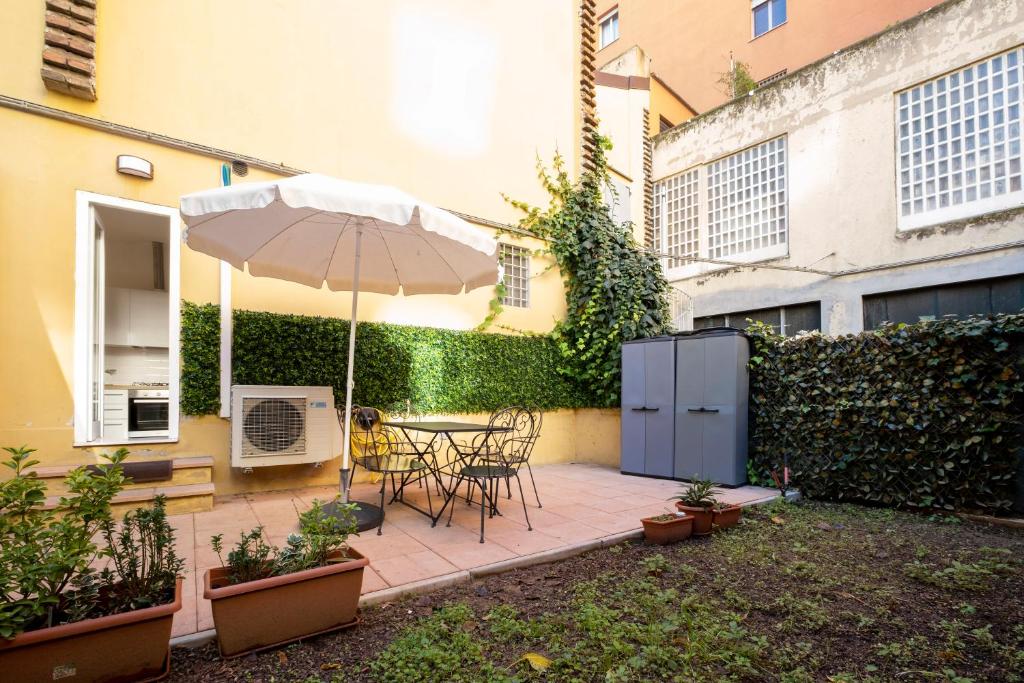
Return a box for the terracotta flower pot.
[641,513,694,545]
[0,578,182,683]
[713,504,742,530]
[675,503,715,535]
[204,549,368,658]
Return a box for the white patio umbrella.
[180,173,498,527]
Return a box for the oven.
[128,389,169,438]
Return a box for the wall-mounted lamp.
[116,154,154,179]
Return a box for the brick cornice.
[41,0,96,101]
[580,0,599,174]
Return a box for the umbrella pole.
[333,223,384,532]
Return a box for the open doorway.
[73,192,180,446]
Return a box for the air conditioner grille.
[241,396,306,456]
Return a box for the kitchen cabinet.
[103,389,128,441]
[105,287,168,348]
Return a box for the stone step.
[32,456,215,514]
[43,481,215,515]
[29,455,213,494]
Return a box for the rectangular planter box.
[0,578,182,683]
[204,549,368,658]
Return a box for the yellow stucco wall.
[0,2,624,490]
[649,78,696,135]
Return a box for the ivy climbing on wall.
[505,133,672,406]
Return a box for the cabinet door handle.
[631,407,648,411]
[687,407,720,414]
[645,407,659,412]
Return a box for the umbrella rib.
[184,209,237,230]
[241,208,325,263]
[416,226,467,289]
[370,218,403,290]
[322,216,353,285]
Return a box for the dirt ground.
[169,500,1024,682]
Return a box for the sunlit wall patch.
[390,5,498,158]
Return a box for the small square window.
[599,9,619,49]
[753,0,786,38]
[499,243,530,308]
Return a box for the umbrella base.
[325,499,384,533]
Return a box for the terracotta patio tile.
[429,538,518,569]
[370,549,459,586]
[537,520,606,543]
[488,528,565,555]
[348,527,430,562]
[360,566,389,593]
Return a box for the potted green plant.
[641,511,694,545]
[713,501,743,530]
[671,477,718,536]
[0,446,184,683]
[204,498,367,657]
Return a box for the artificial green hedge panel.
[180,302,595,416]
[746,314,1024,512]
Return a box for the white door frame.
[73,191,181,446]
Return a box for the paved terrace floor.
[169,463,780,638]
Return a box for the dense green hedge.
[747,314,1024,512]
[180,302,596,416]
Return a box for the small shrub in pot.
[641,512,694,545]
[205,499,368,657]
[671,478,717,536]
[712,501,743,531]
[0,446,184,682]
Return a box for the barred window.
[499,243,529,308]
[897,47,1023,230]
[706,136,787,259]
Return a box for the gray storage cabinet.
[620,328,749,486]
[674,329,749,486]
[620,337,675,478]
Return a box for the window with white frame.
[896,47,1023,230]
[654,136,789,274]
[599,9,619,49]
[499,243,530,308]
[752,0,786,38]
[707,136,788,259]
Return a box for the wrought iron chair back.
[345,406,413,473]
[480,407,535,466]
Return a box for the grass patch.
[169,501,1024,682]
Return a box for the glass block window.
[656,168,700,259]
[499,243,529,308]
[897,47,1023,230]
[706,137,788,259]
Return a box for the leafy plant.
[99,495,184,612]
[504,132,672,406]
[276,499,359,575]
[212,498,359,585]
[672,478,718,508]
[746,314,1024,511]
[181,302,598,415]
[718,60,758,99]
[0,446,128,638]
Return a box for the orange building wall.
[596,0,940,113]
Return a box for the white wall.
[104,347,169,386]
[652,0,1024,334]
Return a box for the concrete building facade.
[651,0,1024,336]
